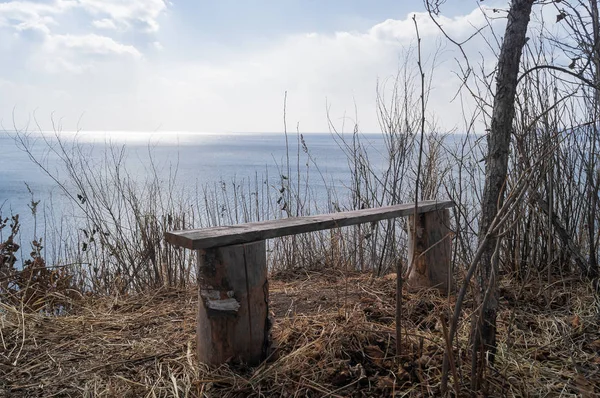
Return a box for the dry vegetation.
[2,2,600,396]
[1,269,599,397]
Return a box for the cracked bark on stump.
[406,209,453,295]
[196,241,269,366]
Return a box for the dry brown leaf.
[364,345,385,366]
[383,273,397,281]
[396,366,411,382]
[574,374,595,398]
[416,354,432,368]
[571,314,582,329]
[375,375,396,389]
[588,339,600,351]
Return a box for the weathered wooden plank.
[196,241,269,365]
[166,200,454,250]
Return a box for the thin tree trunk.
[471,0,534,390]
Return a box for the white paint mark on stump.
[201,289,240,312]
[206,298,240,312]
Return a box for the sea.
[0,131,392,248]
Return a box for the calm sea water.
[0,131,389,241]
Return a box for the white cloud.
[78,0,167,32]
[1,5,494,132]
[0,0,169,73]
[48,34,142,57]
[0,0,167,32]
[118,8,504,133]
[92,18,118,30]
[0,1,72,33]
[28,33,142,74]
[5,2,561,134]
[369,9,491,42]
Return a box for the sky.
[0,0,558,133]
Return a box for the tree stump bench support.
[165,199,454,366]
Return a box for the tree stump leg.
[196,241,269,365]
[407,209,453,294]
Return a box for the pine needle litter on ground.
[1,270,599,397]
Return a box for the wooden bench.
[165,199,454,366]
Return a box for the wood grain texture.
[406,209,452,294]
[166,200,454,250]
[196,241,269,366]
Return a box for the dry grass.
[1,271,599,397]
